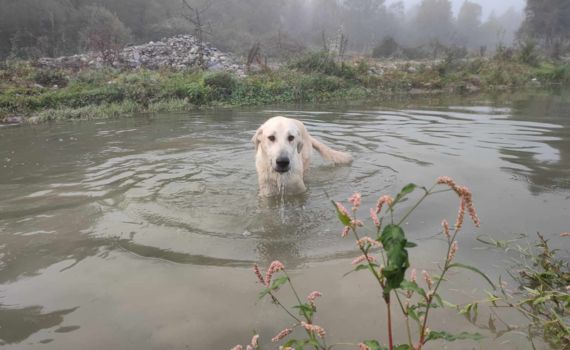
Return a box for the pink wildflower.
[253,264,265,285]
[351,219,364,227]
[448,241,458,262]
[436,176,457,189]
[561,232,570,237]
[348,192,362,210]
[250,334,259,347]
[246,346,253,350]
[301,322,326,338]
[442,219,450,239]
[352,255,376,265]
[306,291,322,306]
[272,328,293,343]
[356,236,382,249]
[279,347,294,350]
[358,343,372,350]
[370,208,380,228]
[265,260,285,286]
[409,268,417,283]
[335,201,351,218]
[455,185,480,227]
[423,270,434,290]
[342,226,350,238]
[375,195,394,214]
[437,177,480,228]
[230,346,243,350]
[455,197,466,230]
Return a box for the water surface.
[0,90,569,349]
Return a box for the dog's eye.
[288,135,294,142]
[268,135,276,142]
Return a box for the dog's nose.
[276,157,290,169]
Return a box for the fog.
[0,0,532,60]
[388,0,525,18]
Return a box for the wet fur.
[252,116,352,197]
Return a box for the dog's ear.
[297,139,304,153]
[252,127,263,151]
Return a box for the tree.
[520,0,570,57]
[79,5,131,64]
[456,1,482,47]
[411,0,454,46]
[181,0,215,68]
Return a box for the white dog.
[252,116,352,196]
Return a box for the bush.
[203,71,237,99]
[518,40,540,67]
[372,37,400,58]
[186,82,211,105]
[535,63,570,83]
[32,69,68,87]
[289,52,355,79]
[120,72,160,105]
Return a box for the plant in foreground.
[472,232,570,349]
[232,176,495,350]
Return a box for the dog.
[252,116,352,197]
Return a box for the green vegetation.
[474,233,570,349]
[233,177,493,350]
[1,52,570,123]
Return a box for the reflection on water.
[0,305,78,345]
[0,90,569,348]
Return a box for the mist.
[0,0,535,60]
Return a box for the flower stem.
[386,297,394,350]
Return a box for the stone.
[2,116,24,124]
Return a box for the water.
[0,90,569,349]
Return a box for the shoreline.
[1,54,569,125]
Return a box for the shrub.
[518,40,540,67]
[186,82,211,105]
[289,51,356,79]
[203,71,237,99]
[372,37,400,58]
[32,69,68,87]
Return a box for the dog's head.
[252,117,304,173]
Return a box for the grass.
[473,233,570,349]
[1,52,569,123]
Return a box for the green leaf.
[433,293,445,308]
[407,307,420,322]
[400,183,417,196]
[400,280,427,298]
[362,340,384,350]
[393,183,417,205]
[448,263,496,289]
[271,275,289,290]
[293,303,314,318]
[332,200,352,226]
[405,241,418,248]
[394,345,413,350]
[258,275,289,299]
[380,224,410,297]
[426,330,484,342]
[343,263,379,277]
[282,339,300,348]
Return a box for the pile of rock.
[37,35,245,75]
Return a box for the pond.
[0,90,569,349]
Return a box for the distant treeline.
[0,0,568,60]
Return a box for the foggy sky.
[387,0,525,18]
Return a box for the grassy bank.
[1,52,569,123]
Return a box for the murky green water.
[0,90,569,349]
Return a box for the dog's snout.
[276,157,290,168]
